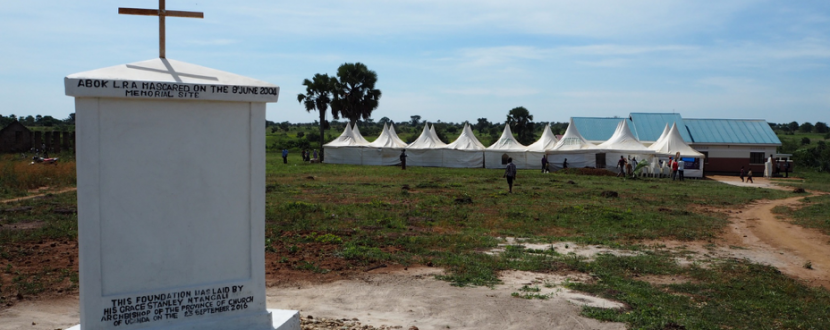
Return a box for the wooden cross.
[119,0,204,58]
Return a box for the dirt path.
[721,196,830,288]
[706,176,830,288]
[1,187,77,204]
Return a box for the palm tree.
[297,73,336,161]
[330,63,382,126]
[506,106,536,145]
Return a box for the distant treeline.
[769,121,829,135]
[0,113,75,128]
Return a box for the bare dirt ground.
[3,177,830,329]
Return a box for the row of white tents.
[323,118,705,177]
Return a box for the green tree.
[297,73,336,161]
[475,118,491,134]
[814,122,828,133]
[330,63,382,126]
[787,121,799,132]
[505,106,535,145]
[410,115,421,127]
[800,122,814,133]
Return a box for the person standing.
[677,158,685,181]
[562,158,568,169]
[747,169,754,183]
[503,157,517,193]
[616,156,626,177]
[313,149,319,161]
[671,158,679,181]
[282,149,288,164]
[740,166,745,182]
[400,149,408,170]
[541,155,548,173]
[785,161,790,178]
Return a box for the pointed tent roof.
[551,118,596,150]
[526,124,559,152]
[366,124,408,148]
[487,125,527,151]
[445,124,485,150]
[351,123,371,145]
[324,123,361,147]
[652,123,670,146]
[387,123,407,146]
[648,123,704,157]
[407,123,447,149]
[597,120,652,152]
[429,124,447,144]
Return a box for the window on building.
[750,152,765,164]
[701,151,709,164]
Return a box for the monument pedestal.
[65,58,297,330]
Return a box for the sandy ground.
[3,176,830,329]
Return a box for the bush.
[801,137,811,145]
[296,131,304,138]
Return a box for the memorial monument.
[64,2,299,330]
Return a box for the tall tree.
[800,122,814,133]
[297,73,336,161]
[815,122,829,134]
[410,115,422,127]
[475,118,491,134]
[505,106,536,145]
[330,63,382,125]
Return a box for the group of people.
[281,149,319,164]
[615,156,640,178]
[539,155,566,174]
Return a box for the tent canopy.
[324,123,362,147]
[597,120,653,153]
[445,124,486,150]
[487,125,527,151]
[648,123,704,158]
[551,118,596,151]
[408,123,447,149]
[527,124,558,151]
[351,123,371,145]
[366,124,407,149]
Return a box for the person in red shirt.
[671,157,679,180]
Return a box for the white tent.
[323,123,364,164]
[442,124,485,168]
[485,125,529,169]
[651,124,670,146]
[406,123,446,167]
[388,123,406,146]
[362,124,408,166]
[547,118,597,170]
[526,124,558,171]
[597,120,655,172]
[648,123,705,178]
[351,123,371,145]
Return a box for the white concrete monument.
[65,57,299,330]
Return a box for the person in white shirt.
[677,159,685,181]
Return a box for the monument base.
[65,309,300,330]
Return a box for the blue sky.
[2,0,829,125]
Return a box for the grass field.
[262,154,830,329]
[2,152,830,329]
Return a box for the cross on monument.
[118,0,204,58]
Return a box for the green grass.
[3,150,830,329]
[772,169,830,193]
[570,254,830,329]
[772,194,830,236]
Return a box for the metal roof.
[628,113,691,142]
[572,117,632,142]
[684,119,781,145]
[569,113,781,146]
